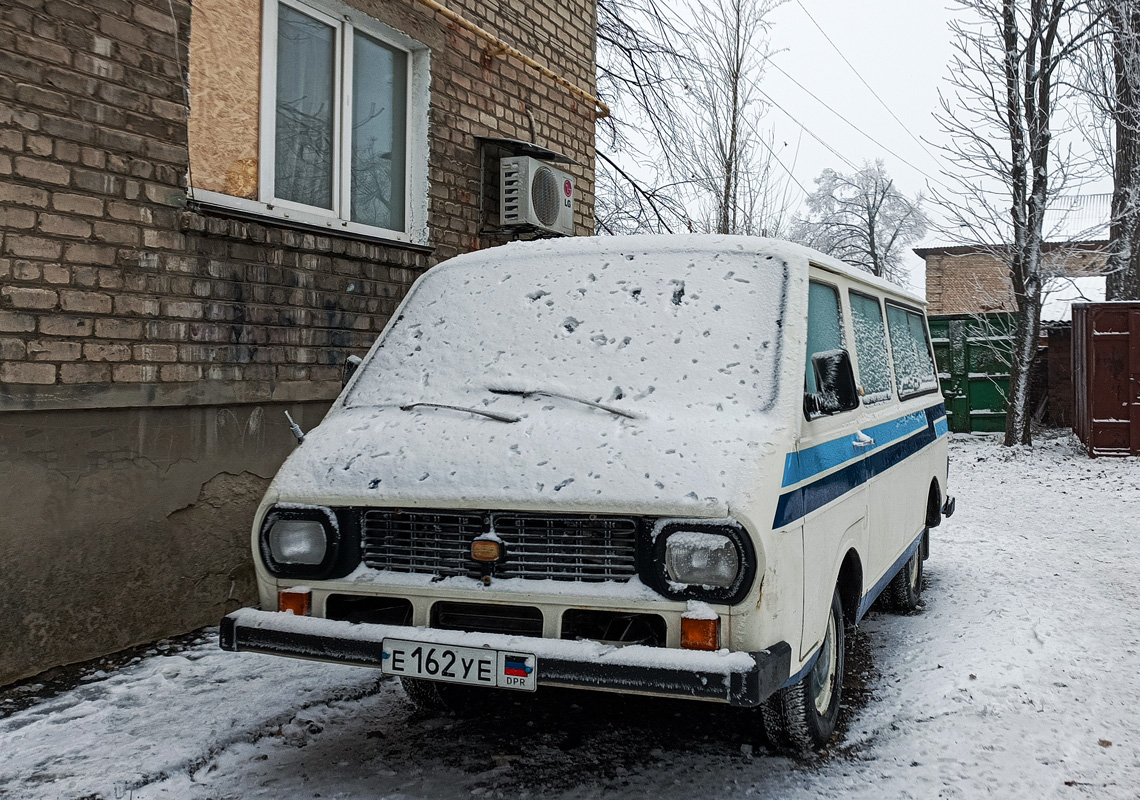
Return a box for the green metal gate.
[928,313,1014,433]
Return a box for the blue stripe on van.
[781,410,930,487]
[773,403,946,529]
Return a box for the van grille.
[361,510,483,577]
[361,510,638,582]
[493,515,638,581]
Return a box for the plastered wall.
[0,401,329,686]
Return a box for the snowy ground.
[2,432,1139,800]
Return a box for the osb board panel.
[188,0,261,199]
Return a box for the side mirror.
[342,354,363,387]
[804,349,860,417]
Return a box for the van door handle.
[853,434,875,448]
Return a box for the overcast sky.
[763,1,955,214]
[605,0,1110,289]
[759,0,1115,288]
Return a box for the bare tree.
[592,154,689,234]
[671,0,791,235]
[594,0,691,233]
[1074,0,1140,299]
[790,160,929,284]
[934,0,1105,446]
[592,0,794,237]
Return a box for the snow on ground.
[2,432,1138,800]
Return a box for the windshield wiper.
[488,387,638,420]
[400,402,520,423]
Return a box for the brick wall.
[406,0,599,256]
[2,0,598,406]
[0,0,598,684]
[922,246,1108,316]
[3,207,426,401]
[2,0,198,394]
[923,251,1016,316]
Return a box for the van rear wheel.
[763,589,844,753]
[888,542,924,612]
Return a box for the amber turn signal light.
[278,587,311,616]
[471,539,503,562]
[681,616,720,651]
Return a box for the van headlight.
[649,521,759,605]
[259,505,346,578]
[665,532,740,587]
[269,520,327,565]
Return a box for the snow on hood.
[270,403,788,516]
[270,236,798,516]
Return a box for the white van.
[220,235,952,750]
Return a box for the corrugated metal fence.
[929,313,1015,434]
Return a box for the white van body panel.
[228,235,949,708]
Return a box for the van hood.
[269,403,787,518]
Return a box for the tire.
[764,589,845,753]
[400,677,495,714]
[888,540,924,612]
[401,677,451,712]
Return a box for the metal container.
[928,313,1015,433]
[1072,302,1140,456]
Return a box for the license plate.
[380,639,537,691]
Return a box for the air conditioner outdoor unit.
[500,155,575,236]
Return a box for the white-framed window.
[191,0,430,245]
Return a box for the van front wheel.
[763,589,844,752]
[401,677,494,714]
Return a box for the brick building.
[918,195,1110,316]
[917,197,1112,432]
[0,0,598,685]
[918,244,1107,316]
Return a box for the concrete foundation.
[0,400,330,686]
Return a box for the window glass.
[805,281,843,395]
[352,32,407,231]
[188,0,428,241]
[275,4,336,210]
[849,291,892,403]
[886,304,938,397]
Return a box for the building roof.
[1041,276,1106,322]
[914,193,1111,256]
[1043,193,1110,242]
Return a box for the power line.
[753,83,859,172]
[740,108,813,200]
[792,0,945,173]
[765,59,954,192]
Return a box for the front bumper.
[220,608,791,707]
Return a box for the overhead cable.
[792,0,945,172]
[765,60,954,192]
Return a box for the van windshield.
[345,245,790,417]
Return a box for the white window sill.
[188,188,431,250]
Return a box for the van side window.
[805,281,844,395]
[886,303,938,397]
[849,291,892,404]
